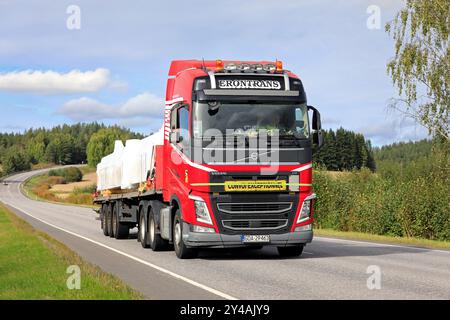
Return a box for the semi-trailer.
[93,59,323,259]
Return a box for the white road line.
[2,199,237,300]
[315,236,450,254]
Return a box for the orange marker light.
[276,60,283,72]
[215,59,224,71]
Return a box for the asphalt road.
[1,169,449,299]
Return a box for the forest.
[313,127,376,171]
[0,123,142,176]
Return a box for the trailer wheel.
[113,202,129,239]
[138,210,150,248]
[173,209,197,259]
[104,203,112,236]
[149,208,168,251]
[101,204,108,236]
[108,203,115,238]
[277,245,304,257]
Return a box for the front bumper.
[182,222,313,248]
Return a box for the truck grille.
[222,219,288,230]
[217,202,292,214]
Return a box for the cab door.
[168,105,191,197]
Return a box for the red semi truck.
[94,59,323,259]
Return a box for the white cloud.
[360,118,429,145]
[119,93,161,117]
[59,97,112,121]
[0,68,111,94]
[58,92,163,122]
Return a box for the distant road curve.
[1,168,449,299]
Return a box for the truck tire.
[277,245,304,257]
[113,202,129,239]
[104,203,112,236]
[108,203,114,238]
[101,204,108,236]
[138,209,150,248]
[173,209,197,259]
[149,208,168,251]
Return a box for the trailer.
[94,59,323,258]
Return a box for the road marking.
[3,198,237,300]
[315,236,450,254]
[303,251,313,255]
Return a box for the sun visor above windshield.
[193,74,306,103]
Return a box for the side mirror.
[308,105,324,150]
[169,131,180,144]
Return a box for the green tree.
[386,0,449,139]
[45,133,75,164]
[2,146,31,174]
[86,127,132,166]
[314,128,375,171]
[26,132,47,164]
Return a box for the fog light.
[295,224,312,232]
[191,225,215,233]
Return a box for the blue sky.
[0,0,428,145]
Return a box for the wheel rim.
[150,218,155,244]
[174,222,181,248]
[140,216,145,240]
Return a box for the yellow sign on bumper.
[224,180,287,192]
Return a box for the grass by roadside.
[23,167,97,208]
[0,203,142,299]
[314,228,450,251]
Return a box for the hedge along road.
[1,168,450,299]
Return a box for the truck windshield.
[193,102,310,139]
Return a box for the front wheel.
[277,245,304,257]
[173,210,197,259]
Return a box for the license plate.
[241,235,270,243]
[224,180,286,192]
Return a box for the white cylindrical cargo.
[97,128,164,192]
[121,139,143,190]
[96,140,124,191]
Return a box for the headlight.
[189,195,213,225]
[296,193,316,224]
